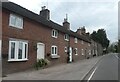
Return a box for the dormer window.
[75,38,78,43]
[52,29,58,38]
[9,14,23,29]
[64,34,69,41]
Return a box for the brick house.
[1,2,103,75]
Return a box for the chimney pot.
[40,6,50,20]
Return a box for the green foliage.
[34,59,49,70]
[108,43,117,53]
[91,29,110,49]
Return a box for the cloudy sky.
[8,0,119,43]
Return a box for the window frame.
[51,45,58,56]
[75,38,78,43]
[81,40,84,44]
[64,34,69,41]
[9,14,23,29]
[52,29,58,38]
[82,49,84,55]
[89,50,91,55]
[75,48,78,55]
[88,43,90,46]
[64,47,67,53]
[8,39,28,61]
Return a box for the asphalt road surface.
[83,53,119,81]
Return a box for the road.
[83,53,119,81]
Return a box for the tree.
[91,29,110,49]
[118,40,120,53]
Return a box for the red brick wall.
[2,9,90,75]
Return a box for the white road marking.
[115,55,120,60]
[87,67,98,82]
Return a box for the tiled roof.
[2,2,91,43]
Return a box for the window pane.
[52,30,54,36]
[18,42,23,59]
[65,34,67,39]
[11,42,15,59]
[10,15,16,26]
[16,17,22,28]
[52,47,54,54]
[55,31,57,37]
[55,47,57,54]
[24,44,27,58]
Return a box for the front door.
[37,43,45,60]
[69,47,72,62]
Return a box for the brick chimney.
[76,26,86,35]
[40,6,50,20]
[86,32,90,36]
[63,14,70,30]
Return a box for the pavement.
[83,53,119,81]
[2,55,103,80]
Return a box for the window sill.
[65,39,69,41]
[75,54,78,56]
[52,36,58,38]
[8,59,28,62]
[9,25,23,29]
[51,55,60,59]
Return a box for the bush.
[34,59,49,70]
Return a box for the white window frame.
[64,34,69,41]
[75,38,78,43]
[89,50,91,55]
[88,43,90,46]
[64,47,67,53]
[9,14,23,29]
[52,29,58,38]
[75,48,78,55]
[82,49,84,55]
[81,40,84,44]
[8,39,28,61]
[51,45,58,56]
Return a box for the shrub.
[34,59,49,70]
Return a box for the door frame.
[37,42,45,60]
[69,47,73,63]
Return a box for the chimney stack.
[76,26,86,35]
[63,14,70,30]
[40,6,50,20]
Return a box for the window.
[51,45,60,58]
[9,14,23,29]
[64,34,69,41]
[52,29,58,38]
[81,40,84,44]
[75,38,78,43]
[65,47,67,53]
[89,50,91,55]
[82,49,84,55]
[8,39,28,61]
[75,48,78,55]
[88,43,90,46]
[51,46,57,55]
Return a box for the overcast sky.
[8,0,119,43]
